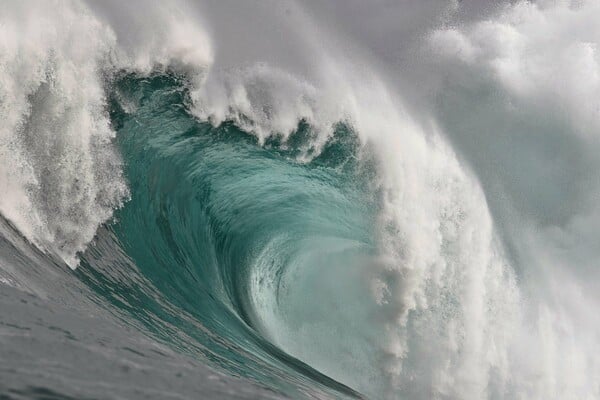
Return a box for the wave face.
[1,1,600,399]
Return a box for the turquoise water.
[74,73,378,398]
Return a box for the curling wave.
[1,1,599,399]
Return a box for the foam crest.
[0,0,213,267]
[0,0,127,266]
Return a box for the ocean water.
[1,1,600,399]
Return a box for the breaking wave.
[1,1,598,399]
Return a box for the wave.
[1,1,599,399]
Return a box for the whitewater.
[1,1,599,399]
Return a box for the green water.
[73,74,379,398]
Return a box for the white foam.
[0,0,125,267]
[0,0,213,267]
